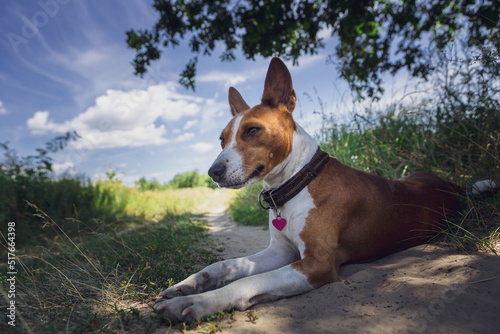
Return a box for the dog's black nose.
[208,163,226,182]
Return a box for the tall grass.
[0,172,226,256]
[0,183,232,333]
[0,139,233,332]
[439,195,500,253]
[321,108,436,179]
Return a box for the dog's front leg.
[154,256,339,323]
[159,241,299,299]
[154,263,312,323]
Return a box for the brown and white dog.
[154,57,467,323]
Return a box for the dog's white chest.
[269,186,315,257]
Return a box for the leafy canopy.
[127,0,499,98]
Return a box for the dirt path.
[201,207,270,259]
[165,210,500,334]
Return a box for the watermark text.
[6,221,17,327]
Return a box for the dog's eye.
[219,137,225,148]
[246,127,260,137]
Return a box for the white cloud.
[71,124,168,150]
[183,119,198,130]
[200,98,228,133]
[77,50,107,67]
[175,132,195,142]
[317,26,334,40]
[51,161,76,176]
[198,71,248,88]
[0,101,8,115]
[190,142,215,153]
[284,54,324,69]
[27,83,203,149]
[26,111,66,134]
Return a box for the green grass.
[0,186,233,333]
[0,177,225,258]
[226,182,269,227]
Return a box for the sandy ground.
[161,209,500,334]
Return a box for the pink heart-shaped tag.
[272,217,287,231]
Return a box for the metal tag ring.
[258,190,271,210]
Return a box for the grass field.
[0,185,233,333]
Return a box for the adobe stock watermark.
[8,0,72,54]
[5,222,17,327]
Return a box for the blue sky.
[1,0,412,184]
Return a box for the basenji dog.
[154,57,483,323]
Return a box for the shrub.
[166,169,217,189]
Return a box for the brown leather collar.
[259,147,330,210]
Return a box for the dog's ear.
[228,87,250,116]
[261,57,296,114]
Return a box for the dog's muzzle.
[208,162,226,183]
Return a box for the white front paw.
[158,271,217,300]
[158,282,197,299]
[154,295,208,324]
